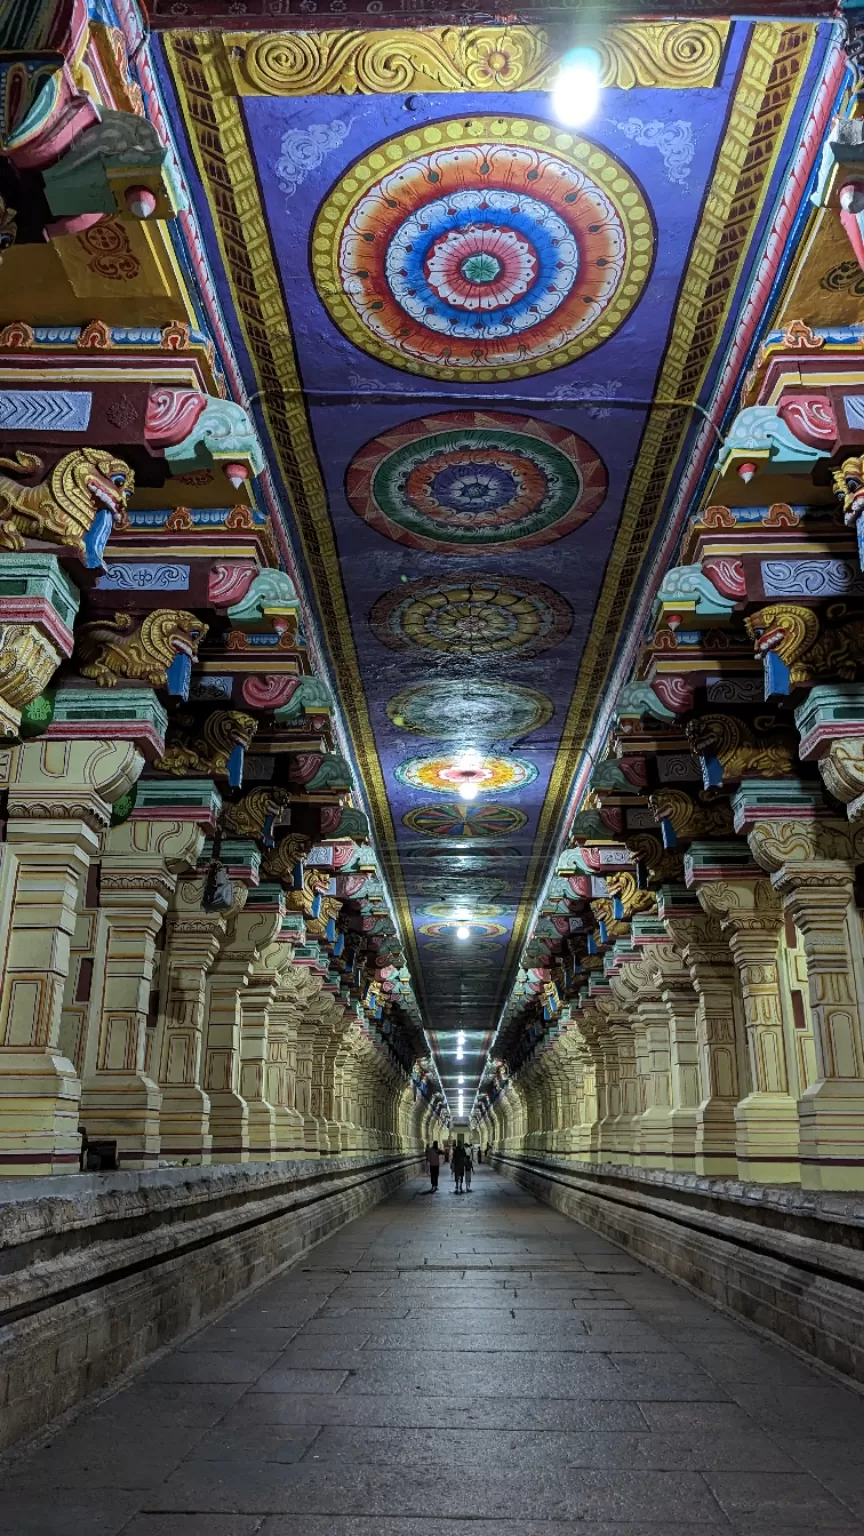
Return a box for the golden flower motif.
[463,32,526,87]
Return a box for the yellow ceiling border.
[231,21,730,97]
[164,29,425,988]
[495,19,819,1002]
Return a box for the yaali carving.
[746,603,864,685]
[155,711,258,779]
[0,448,133,564]
[75,610,207,689]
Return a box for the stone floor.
[4,1167,864,1535]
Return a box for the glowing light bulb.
[456,925,470,941]
[551,47,602,128]
[457,781,478,801]
[453,908,472,922]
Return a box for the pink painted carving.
[289,753,323,785]
[145,388,208,449]
[208,563,257,606]
[702,557,746,599]
[599,807,624,831]
[327,841,359,870]
[319,805,341,836]
[652,676,695,715]
[618,758,648,788]
[566,876,591,899]
[336,873,367,898]
[242,675,300,710]
[777,392,838,447]
[550,916,570,936]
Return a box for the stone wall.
[492,1151,864,1391]
[0,1152,421,1450]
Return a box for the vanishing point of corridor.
[4,1168,864,1536]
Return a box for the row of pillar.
[480,792,864,1192]
[0,738,430,1176]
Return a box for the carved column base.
[694,1098,739,1177]
[798,1078,864,1190]
[667,1106,699,1169]
[635,1106,672,1169]
[78,1072,162,1165]
[323,1119,342,1153]
[0,1047,81,1175]
[158,1083,212,1164]
[208,1092,249,1163]
[273,1105,308,1159]
[246,1101,277,1162]
[734,1092,800,1183]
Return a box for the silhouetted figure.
[464,1144,473,1192]
[452,1141,467,1194]
[427,1140,443,1192]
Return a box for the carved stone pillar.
[692,850,800,1184]
[628,951,672,1171]
[154,875,242,1164]
[0,737,144,1175]
[640,925,701,1171]
[660,886,746,1177]
[205,890,284,1162]
[738,783,864,1190]
[265,944,308,1159]
[240,887,290,1161]
[79,817,205,1163]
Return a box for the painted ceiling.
[158,17,834,1117]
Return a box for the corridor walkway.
[4,1168,864,1534]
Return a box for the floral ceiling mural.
[161,16,833,1114]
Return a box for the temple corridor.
[4,1168,864,1535]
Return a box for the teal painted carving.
[164,397,265,478]
[110,784,138,827]
[41,111,184,232]
[653,565,737,624]
[716,406,829,476]
[0,552,80,632]
[19,690,54,738]
[615,681,676,726]
[227,568,301,634]
[322,805,369,841]
[274,673,334,724]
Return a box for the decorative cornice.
[233,21,729,97]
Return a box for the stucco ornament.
[227,568,301,634]
[832,455,864,528]
[746,603,864,686]
[156,710,258,784]
[75,610,207,689]
[0,447,133,565]
[163,397,265,479]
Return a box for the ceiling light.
[457,781,478,801]
[458,1076,464,1085]
[456,1048,464,1060]
[456,925,470,940]
[453,908,472,922]
[551,47,602,128]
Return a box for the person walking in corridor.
[452,1140,467,1194]
[463,1144,473,1193]
[426,1140,443,1192]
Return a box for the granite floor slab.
[3,1168,864,1533]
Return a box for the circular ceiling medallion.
[402,802,528,838]
[395,752,537,797]
[418,921,509,939]
[312,117,653,379]
[370,575,572,657]
[347,411,607,553]
[388,680,553,741]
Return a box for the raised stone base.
[0,1150,422,1450]
[492,1150,864,1390]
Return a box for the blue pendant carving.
[226,742,244,788]
[763,649,791,700]
[166,650,192,700]
[660,817,677,850]
[83,508,114,569]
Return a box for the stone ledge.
[492,1151,864,1389]
[0,1152,422,1451]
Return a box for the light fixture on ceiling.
[551,46,602,128]
[453,907,472,922]
[456,925,470,940]
[458,1076,464,1085]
